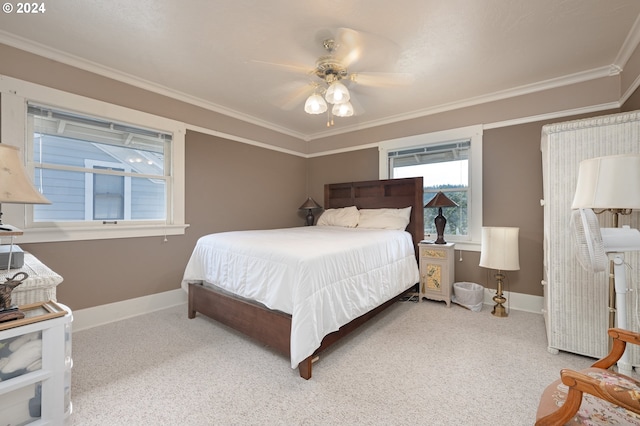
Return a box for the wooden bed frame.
[188,177,424,379]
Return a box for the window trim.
[379,125,483,251]
[0,75,188,243]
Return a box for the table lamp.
[0,143,51,268]
[424,191,458,244]
[479,226,520,317]
[299,197,322,226]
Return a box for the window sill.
[9,223,190,244]
[451,240,481,252]
[423,235,481,252]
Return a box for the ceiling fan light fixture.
[325,81,350,104]
[332,101,354,117]
[304,93,328,114]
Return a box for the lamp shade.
[324,81,350,104]
[479,226,520,271]
[298,197,321,210]
[332,102,354,118]
[304,94,328,114]
[0,144,50,204]
[424,191,458,208]
[572,154,640,209]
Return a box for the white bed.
[183,177,424,379]
[181,225,419,368]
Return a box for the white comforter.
[181,226,419,368]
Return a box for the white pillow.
[357,207,412,230]
[316,206,359,227]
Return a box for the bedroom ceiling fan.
[255,28,414,127]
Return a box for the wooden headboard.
[324,177,424,257]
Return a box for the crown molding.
[0,31,307,141]
[186,124,308,158]
[306,66,615,141]
[614,14,640,71]
[0,30,630,147]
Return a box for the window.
[390,140,470,237]
[0,75,187,243]
[379,125,483,251]
[29,104,169,224]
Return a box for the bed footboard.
[188,282,410,380]
[188,282,292,358]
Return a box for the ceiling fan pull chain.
[326,110,334,127]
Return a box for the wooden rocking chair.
[536,328,640,425]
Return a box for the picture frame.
[0,300,67,331]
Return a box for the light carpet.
[69,300,596,425]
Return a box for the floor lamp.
[479,226,520,317]
[571,154,640,371]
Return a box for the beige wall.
[1,41,639,309]
[306,149,380,204]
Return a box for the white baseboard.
[71,287,542,333]
[72,289,187,332]
[483,288,543,314]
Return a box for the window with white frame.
[29,104,169,224]
[379,125,483,251]
[0,75,187,243]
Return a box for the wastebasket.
[452,282,484,312]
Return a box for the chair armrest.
[609,328,640,346]
[592,328,640,369]
[561,368,640,415]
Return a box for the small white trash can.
[452,282,484,312]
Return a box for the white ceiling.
[1,0,640,141]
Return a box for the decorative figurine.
[0,272,29,322]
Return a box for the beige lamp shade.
[572,154,640,209]
[0,144,50,204]
[479,226,520,271]
[298,197,321,210]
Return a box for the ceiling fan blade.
[332,28,364,68]
[249,59,313,75]
[269,82,316,111]
[315,27,402,71]
[349,72,415,87]
[349,96,365,116]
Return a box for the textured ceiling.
[1,0,639,140]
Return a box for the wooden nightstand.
[419,241,455,306]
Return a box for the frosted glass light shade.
[324,81,350,104]
[332,102,354,117]
[572,154,640,209]
[0,144,50,204]
[479,226,520,271]
[304,94,327,114]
